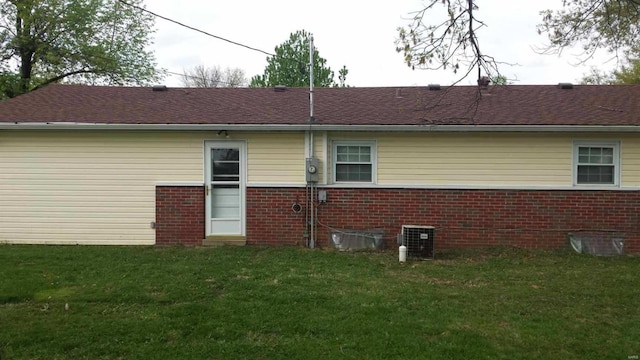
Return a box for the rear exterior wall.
[2,130,640,252]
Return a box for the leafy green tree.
[581,59,640,84]
[337,65,349,87]
[538,1,640,85]
[491,75,510,85]
[538,0,640,61]
[0,0,159,99]
[612,59,640,84]
[581,68,616,85]
[250,30,347,88]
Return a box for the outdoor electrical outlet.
[318,190,327,203]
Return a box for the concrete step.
[202,236,246,247]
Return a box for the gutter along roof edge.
[2,123,640,132]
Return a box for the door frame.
[204,140,247,236]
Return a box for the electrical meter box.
[306,158,319,183]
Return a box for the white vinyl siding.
[622,137,640,185]
[0,131,205,245]
[377,132,571,186]
[246,132,305,184]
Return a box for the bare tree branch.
[181,65,247,88]
[32,69,98,90]
[395,0,503,82]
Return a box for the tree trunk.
[15,2,34,94]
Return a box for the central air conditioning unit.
[401,225,435,259]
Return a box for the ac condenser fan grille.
[402,225,435,259]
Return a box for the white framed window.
[573,141,620,186]
[332,141,376,183]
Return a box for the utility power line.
[117,0,316,87]
[116,0,275,57]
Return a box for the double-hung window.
[333,141,376,183]
[573,141,620,186]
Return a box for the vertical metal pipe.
[309,183,316,249]
[309,34,314,122]
[308,34,316,249]
[305,183,309,247]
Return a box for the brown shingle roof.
[0,83,639,126]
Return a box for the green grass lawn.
[0,245,638,359]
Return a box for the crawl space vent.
[568,232,624,256]
[330,229,384,251]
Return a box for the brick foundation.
[155,186,205,246]
[156,186,640,253]
[246,188,640,253]
[246,188,308,246]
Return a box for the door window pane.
[212,148,239,161]
[212,148,240,182]
[212,162,239,181]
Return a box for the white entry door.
[205,141,246,236]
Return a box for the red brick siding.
[246,188,640,253]
[155,186,639,252]
[155,186,205,246]
[246,188,308,246]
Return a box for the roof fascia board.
[1,123,640,132]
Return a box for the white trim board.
[247,183,640,191]
[155,181,204,186]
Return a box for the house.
[0,83,639,253]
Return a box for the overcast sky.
[147,0,617,87]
